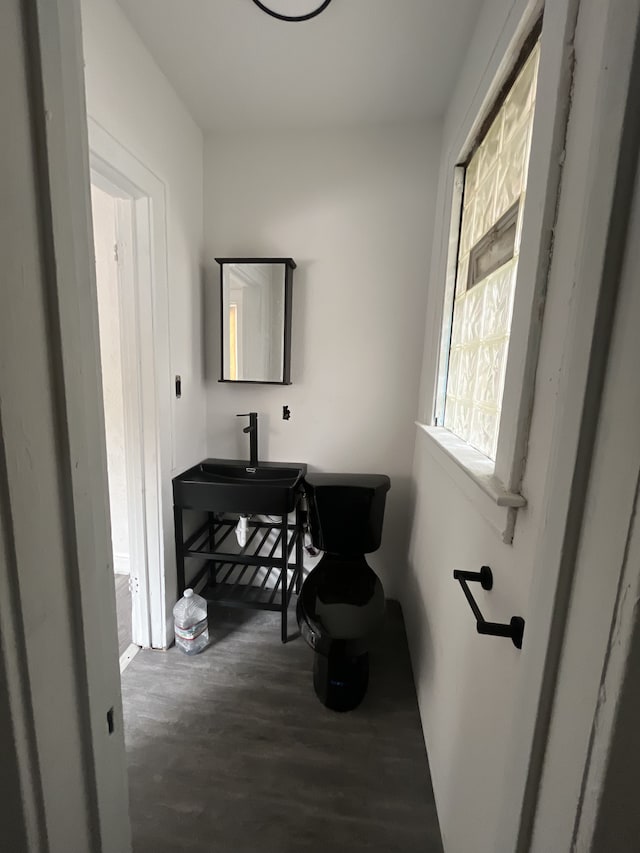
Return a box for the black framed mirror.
[216,257,295,385]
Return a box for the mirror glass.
[219,260,292,384]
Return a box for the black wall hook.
[453,566,525,649]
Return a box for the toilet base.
[313,649,369,712]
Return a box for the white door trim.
[533,134,640,851]
[89,118,173,649]
[6,0,133,848]
[496,1,640,848]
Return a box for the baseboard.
[119,643,140,673]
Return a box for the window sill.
[415,423,526,543]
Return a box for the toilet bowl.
[297,473,390,711]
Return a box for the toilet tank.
[304,473,391,555]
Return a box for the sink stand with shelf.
[174,507,304,643]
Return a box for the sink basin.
[200,463,301,485]
[173,458,307,515]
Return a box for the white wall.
[203,123,441,596]
[403,0,612,850]
[81,0,206,477]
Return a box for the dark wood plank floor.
[121,600,443,853]
[115,574,131,657]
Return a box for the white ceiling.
[116,0,483,132]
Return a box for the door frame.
[1,1,132,848]
[9,0,640,850]
[496,0,640,848]
[89,118,173,650]
[531,126,640,851]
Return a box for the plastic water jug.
[173,588,209,655]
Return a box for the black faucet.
[236,412,258,468]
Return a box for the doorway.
[87,119,173,658]
[90,177,144,668]
[90,180,138,666]
[88,119,174,654]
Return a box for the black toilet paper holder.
[453,565,525,649]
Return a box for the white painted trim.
[17,1,132,849]
[532,127,640,849]
[521,20,640,842]
[115,194,152,648]
[495,1,640,849]
[575,482,640,848]
[0,447,45,851]
[433,168,465,422]
[428,0,568,518]
[113,553,130,575]
[415,422,524,542]
[119,644,141,675]
[89,118,173,650]
[423,0,544,425]
[494,2,576,494]
[133,192,171,647]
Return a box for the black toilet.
[297,473,390,712]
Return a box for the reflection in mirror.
[217,258,295,384]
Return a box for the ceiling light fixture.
[251,0,333,22]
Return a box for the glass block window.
[444,39,540,460]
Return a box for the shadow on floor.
[201,604,302,648]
